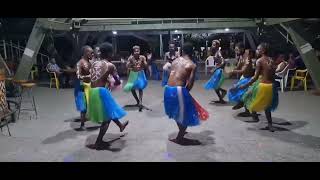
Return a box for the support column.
[112,36,117,56]
[181,34,184,48]
[281,23,320,89]
[246,32,256,50]
[159,34,163,58]
[3,40,7,59]
[243,32,246,47]
[14,19,46,80]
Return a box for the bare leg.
[220,88,227,100]
[78,112,86,131]
[261,110,275,132]
[214,89,226,104]
[148,66,152,79]
[245,111,259,122]
[95,121,111,149]
[112,119,129,132]
[131,89,139,105]
[170,123,201,145]
[237,107,251,117]
[138,90,143,112]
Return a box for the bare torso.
[242,59,255,78]
[77,59,91,83]
[90,60,117,88]
[256,56,276,83]
[127,55,147,72]
[167,57,196,88]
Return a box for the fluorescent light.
[174,30,178,33]
[225,28,230,32]
[177,35,180,39]
[112,31,117,35]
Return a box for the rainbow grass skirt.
[204,68,225,90]
[123,70,148,92]
[87,87,127,123]
[242,81,279,113]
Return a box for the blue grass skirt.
[74,79,86,113]
[204,68,225,90]
[164,85,200,127]
[228,76,252,104]
[124,70,148,92]
[88,87,127,123]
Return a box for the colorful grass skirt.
[88,87,127,124]
[123,70,148,92]
[242,81,279,113]
[228,76,252,104]
[204,68,225,90]
[74,79,90,113]
[164,85,209,127]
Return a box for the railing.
[0,40,50,69]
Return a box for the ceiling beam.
[264,18,301,25]
[78,21,257,31]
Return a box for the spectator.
[46,58,66,88]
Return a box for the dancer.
[146,50,160,80]
[88,42,129,149]
[74,45,93,131]
[238,43,279,132]
[204,40,227,104]
[164,42,209,145]
[123,45,148,112]
[162,41,180,86]
[228,47,255,116]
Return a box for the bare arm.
[126,56,133,70]
[186,64,196,91]
[142,56,148,69]
[110,64,121,86]
[241,59,262,89]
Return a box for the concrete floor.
[1,79,320,162]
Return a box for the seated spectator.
[288,53,297,69]
[275,54,288,73]
[46,58,67,88]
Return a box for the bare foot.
[94,141,111,150]
[75,126,86,131]
[221,90,227,99]
[232,102,244,110]
[169,138,201,146]
[214,100,227,104]
[260,126,275,132]
[237,111,251,117]
[120,121,129,132]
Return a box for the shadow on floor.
[166,130,218,161]
[41,120,100,145]
[123,104,139,111]
[247,120,320,150]
[64,117,81,123]
[85,133,127,152]
[209,101,233,107]
[168,130,215,146]
[145,103,165,118]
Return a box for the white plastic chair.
[205,57,216,76]
[275,65,296,92]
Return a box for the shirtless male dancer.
[74,45,93,131]
[239,43,279,132]
[88,42,129,149]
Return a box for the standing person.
[74,45,93,131]
[238,43,279,132]
[203,40,227,104]
[228,49,255,116]
[88,42,129,150]
[123,45,148,112]
[162,41,180,86]
[164,42,209,145]
[146,49,160,80]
